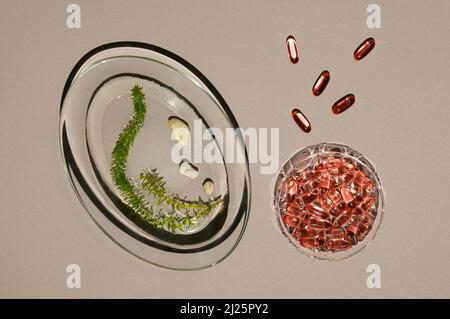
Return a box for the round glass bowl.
[59,42,251,270]
[272,143,384,260]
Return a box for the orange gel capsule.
[347,201,357,209]
[302,179,319,193]
[330,239,352,251]
[300,227,322,238]
[332,171,354,187]
[300,237,324,249]
[312,70,330,96]
[300,238,316,248]
[354,37,376,61]
[362,212,375,226]
[326,158,344,175]
[327,230,344,240]
[363,180,375,196]
[291,108,311,133]
[333,210,352,229]
[356,223,370,241]
[309,217,332,229]
[354,207,364,216]
[332,94,355,115]
[347,219,360,235]
[292,229,303,240]
[306,202,329,220]
[283,214,300,228]
[286,201,301,216]
[297,170,317,183]
[353,171,368,189]
[301,192,317,204]
[319,197,335,213]
[327,190,343,207]
[286,35,299,64]
[361,196,376,211]
[353,195,364,204]
[340,185,354,204]
[342,158,356,171]
[287,178,298,197]
[319,171,331,189]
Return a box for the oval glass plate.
[59,42,251,270]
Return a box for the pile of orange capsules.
[287,36,376,132]
[282,154,377,252]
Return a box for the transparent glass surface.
[59,43,251,270]
[272,143,385,260]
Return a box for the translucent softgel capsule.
[312,70,330,96]
[286,35,299,64]
[291,108,311,133]
[332,94,356,115]
[341,185,354,204]
[354,37,376,61]
[273,143,385,260]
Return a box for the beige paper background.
[1,0,449,298]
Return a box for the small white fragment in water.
[179,160,199,179]
[202,178,214,196]
[168,116,190,145]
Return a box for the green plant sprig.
[140,169,223,230]
[110,85,221,233]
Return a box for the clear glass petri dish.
[272,143,385,260]
[59,42,251,270]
